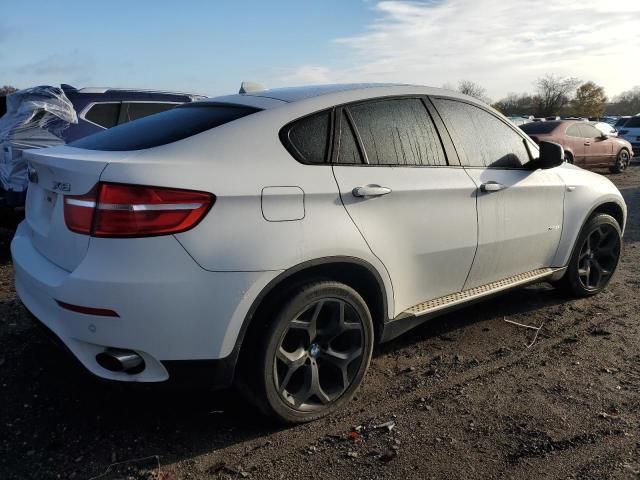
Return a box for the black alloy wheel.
[248,281,374,424]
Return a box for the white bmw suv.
[12,84,626,423]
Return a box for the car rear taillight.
[64,183,214,237]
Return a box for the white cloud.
[275,0,640,100]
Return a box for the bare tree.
[493,93,537,116]
[534,74,580,117]
[458,80,490,103]
[608,86,640,115]
[0,85,18,96]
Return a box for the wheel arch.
[591,201,625,230]
[232,257,392,384]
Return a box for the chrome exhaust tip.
[96,349,145,374]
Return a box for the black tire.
[564,151,574,164]
[610,148,630,173]
[246,281,374,424]
[555,213,622,297]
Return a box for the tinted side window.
[84,103,120,128]
[120,102,178,124]
[284,110,331,164]
[433,98,531,168]
[348,98,446,166]
[337,111,363,164]
[580,124,602,138]
[71,104,259,151]
[566,124,582,137]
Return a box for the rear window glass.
[84,103,120,128]
[519,122,559,134]
[624,117,640,128]
[119,102,178,124]
[71,104,259,151]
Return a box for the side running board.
[381,267,560,342]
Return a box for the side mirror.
[533,141,564,169]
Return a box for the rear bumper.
[11,221,280,384]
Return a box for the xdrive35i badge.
[27,167,38,184]
[52,181,71,192]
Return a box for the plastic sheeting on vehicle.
[0,86,77,200]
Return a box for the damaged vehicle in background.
[0,85,204,209]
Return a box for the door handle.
[584,142,591,146]
[352,185,392,198]
[480,182,505,193]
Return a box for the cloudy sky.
[2,0,639,101]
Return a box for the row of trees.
[456,76,639,118]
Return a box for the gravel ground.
[1,165,639,480]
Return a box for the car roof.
[61,84,205,99]
[204,83,482,110]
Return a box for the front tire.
[564,151,574,164]
[610,148,630,173]
[555,214,622,297]
[249,281,374,424]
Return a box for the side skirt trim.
[381,267,563,342]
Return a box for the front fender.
[551,165,626,267]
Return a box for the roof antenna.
[239,81,265,94]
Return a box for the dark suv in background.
[59,84,205,142]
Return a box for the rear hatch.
[23,146,134,271]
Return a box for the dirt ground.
[1,165,639,480]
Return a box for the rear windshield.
[623,117,640,128]
[519,122,560,134]
[71,103,260,151]
[614,118,628,127]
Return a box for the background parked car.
[520,120,633,172]
[59,84,205,142]
[617,115,640,157]
[613,116,631,130]
[0,85,204,208]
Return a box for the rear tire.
[610,148,630,173]
[555,214,622,297]
[244,281,374,424]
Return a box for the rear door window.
[347,98,447,166]
[119,102,178,124]
[84,103,121,128]
[433,98,531,168]
[281,110,332,164]
[71,103,259,151]
[336,111,364,164]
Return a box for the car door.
[580,123,612,167]
[565,123,586,166]
[331,97,478,314]
[431,97,565,289]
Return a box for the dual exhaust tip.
[96,349,145,374]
